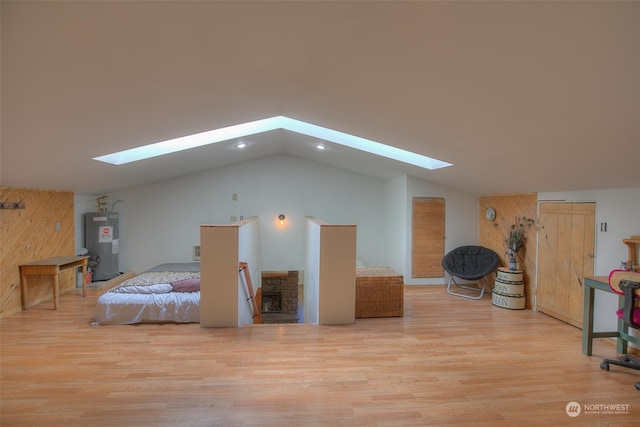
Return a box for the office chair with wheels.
[600,270,640,390]
[441,245,500,300]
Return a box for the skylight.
[93,116,452,170]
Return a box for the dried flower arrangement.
[504,216,535,270]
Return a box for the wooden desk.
[20,256,89,310]
[582,276,627,356]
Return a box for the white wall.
[73,194,97,254]
[237,217,260,325]
[383,175,407,275]
[304,217,322,324]
[538,187,640,332]
[75,156,482,284]
[98,154,386,273]
[403,175,479,285]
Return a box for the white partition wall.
[237,217,260,325]
[200,217,259,327]
[200,224,238,327]
[319,225,357,324]
[304,219,321,324]
[305,217,357,325]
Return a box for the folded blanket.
[111,283,174,294]
[110,271,200,294]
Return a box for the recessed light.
[235,142,248,149]
[315,144,327,150]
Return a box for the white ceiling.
[2,1,639,196]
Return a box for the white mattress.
[92,264,201,325]
[92,291,200,325]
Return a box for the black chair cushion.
[441,245,500,280]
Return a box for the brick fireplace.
[261,271,299,324]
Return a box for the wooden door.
[411,197,445,278]
[537,202,595,328]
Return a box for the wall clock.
[485,207,496,221]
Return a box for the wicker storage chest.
[355,267,404,318]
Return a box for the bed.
[355,261,404,318]
[92,263,201,325]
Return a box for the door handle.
[575,267,583,287]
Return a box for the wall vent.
[193,245,201,261]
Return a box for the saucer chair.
[441,245,500,300]
[600,270,640,390]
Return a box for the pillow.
[171,277,201,292]
[111,283,174,294]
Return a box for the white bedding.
[92,263,201,325]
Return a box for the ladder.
[239,262,260,323]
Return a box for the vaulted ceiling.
[2,1,638,195]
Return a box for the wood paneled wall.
[0,188,75,317]
[479,193,537,309]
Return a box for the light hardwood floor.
[1,285,639,426]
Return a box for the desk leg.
[53,273,60,310]
[616,296,628,354]
[20,268,28,310]
[582,285,595,356]
[81,265,87,297]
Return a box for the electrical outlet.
[193,245,201,261]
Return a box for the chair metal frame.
[600,272,640,391]
[446,274,492,300]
